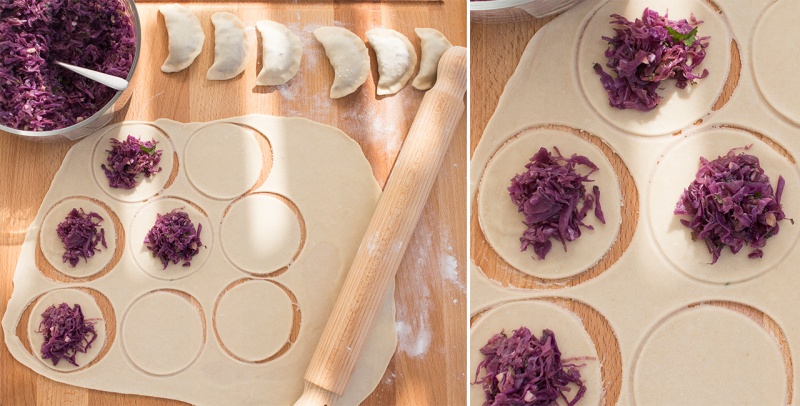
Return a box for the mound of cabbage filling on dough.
[508,147,605,260]
[101,135,163,189]
[474,327,588,406]
[37,302,98,367]
[675,147,788,264]
[0,0,135,131]
[594,8,709,111]
[144,209,204,269]
[57,208,107,267]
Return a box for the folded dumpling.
[314,27,370,99]
[159,4,205,73]
[256,20,303,86]
[366,28,417,96]
[412,28,452,91]
[207,12,252,81]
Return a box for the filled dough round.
[478,128,622,279]
[576,0,730,136]
[214,280,295,362]
[28,288,106,372]
[122,290,204,376]
[184,123,263,200]
[470,300,602,406]
[221,194,302,275]
[753,1,800,126]
[92,123,175,203]
[649,127,800,284]
[633,304,787,405]
[129,197,212,280]
[40,198,117,279]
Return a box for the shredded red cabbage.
[675,147,788,264]
[37,302,98,367]
[594,8,709,111]
[144,209,204,269]
[0,0,136,131]
[56,208,107,267]
[101,135,163,189]
[508,147,605,260]
[474,327,588,406]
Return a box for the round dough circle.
[221,194,302,275]
[633,304,787,405]
[215,279,295,362]
[92,123,175,202]
[649,128,800,284]
[753,0,800,126]
[478,128,622,279]
[576,0,731,137]
[184,123,264,200]
[40,198,117,279]
[129,197,212,280]
[470,300,602,406]
[28,289,107,372]
[122,290,205,375]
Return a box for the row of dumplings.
[158,4,452,98]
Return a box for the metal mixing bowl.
[0,0,141,142]
[471,0,585,23]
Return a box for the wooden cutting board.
[0,1,466,405]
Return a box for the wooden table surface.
[0,1,466,405]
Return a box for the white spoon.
[55,61,129,91]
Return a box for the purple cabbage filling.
[144,209,204,269]
[508,147,605,260]
[56,208,107,267]
[594,8,709,111]
[101,135,162,189]
[675,147,788,264]
[474,327,588,406]
[0,0,136,131]
[37,302,98,367]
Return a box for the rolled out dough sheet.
[471,0,800,404]
[3,115,397,405]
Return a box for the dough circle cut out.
[184,123,264,200]
[752,0,800,126]
[121,290,205,376]
[470,300,602,406]
[40,197,117,279]
[221,194,303,275]
[576,0,731,137]
[28,288,107,372]
[478,128,622,280]
[648,127,800,284]
[129,197,212,280]
[92,123,175,203]
[632,304,788,405]
[214,279,295,362]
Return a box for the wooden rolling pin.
[294,46,467,406]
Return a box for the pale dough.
[129,197,212,281]
[214,279,294,362]
[221,193,301,275]
[366,28,417,96]
[91,123,175,203]
[39,198,116,279]
[122,290,204,375]
[255,20,303,86]
[207,12,252,81]
[159,4,205,73]
[477,128,621,279]
[3,115,395,406]
[28,289,106,372]
[633,305,787,405]
[184,123,263,200]
[649,127,800,284]
[576,0,731,137]
[752,0,800,126]
[412,28,452,91]
[470,0,800,404]
[469,300,602,406]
